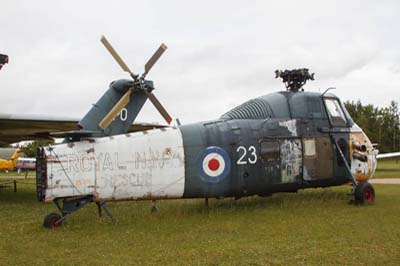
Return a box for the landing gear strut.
[151,200,158,213]
[333,139,375,205]
[43,195,114,229]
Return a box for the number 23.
[237,146,257,165]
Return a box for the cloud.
[0,0,399,124]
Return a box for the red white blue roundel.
[198,146,231,183]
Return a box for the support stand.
[96,200,114,221]
[43,195,114,228]
[151,200,158,213]
[332,139,375,205]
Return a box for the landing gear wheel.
[151,206,158,213]
[150,200,158,213]
[354,182,375,205]
[43,213,63,228]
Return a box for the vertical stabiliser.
[78,79,150,136]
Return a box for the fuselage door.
[260,138,303,184]
[302,137,334,180]
[260,139,281,184]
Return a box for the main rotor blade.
[143,43,167,77]
[101,35,134,76]
[99,90,132,129]
[145,91,172,124]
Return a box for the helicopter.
[24,37,387,228]
[0,148,21,172]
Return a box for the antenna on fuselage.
[275,68,314,92]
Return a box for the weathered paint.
[350,130,377,182]
[44,127,185,202]
[37,90,379,207]
[280,139,302,183]
[278,120,297,137]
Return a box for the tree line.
[344,100,400,153]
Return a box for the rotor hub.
[275,68,314,92]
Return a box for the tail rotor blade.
[143,43,167,77]
[99,90,132,129]
[101,35,135,76]
[145,91,172,124]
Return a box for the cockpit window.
[324,98,347,127]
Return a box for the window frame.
[323,96,349,127]
[259,139,281,163]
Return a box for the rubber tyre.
[355,182,375,205]
[43,213,63,228]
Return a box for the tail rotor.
[99,36,172,129]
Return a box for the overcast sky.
[1,0,399,125]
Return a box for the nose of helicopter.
[351,140,378,183]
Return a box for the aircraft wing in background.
[377,152,400,159]
[0,113,167,146]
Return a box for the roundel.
[198,146,231,183]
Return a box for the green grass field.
[0,160,399,265]
[0,170,35,177]
[375,159,400,178]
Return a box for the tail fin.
[11,148,21,163]
[78,79,149,136]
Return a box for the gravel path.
[370,178,400,184]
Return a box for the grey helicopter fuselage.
[36,87,376,203]
[36,37,378,228]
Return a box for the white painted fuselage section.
[44,128,185,202]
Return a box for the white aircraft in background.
[16,157,36,170]
[376,152,400,159]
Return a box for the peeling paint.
[278,119,297,136]
[280,139,302,183]
[45,128,185,201]
[350,132,377,182]
[303,138,316,157]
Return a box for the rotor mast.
[275,68,314,92]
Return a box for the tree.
[344,100,399,153]
[21,140,54,158]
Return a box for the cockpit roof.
[221,90,344,121]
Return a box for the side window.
[260,140,280,162]
[324,98,347,127]
[308,97,325,118]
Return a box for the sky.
[0,0,399,125]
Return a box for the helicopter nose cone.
[350,132,377,182]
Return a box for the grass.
[375,158,400,178]
[0,170,35,177]
[0,161,399,265]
